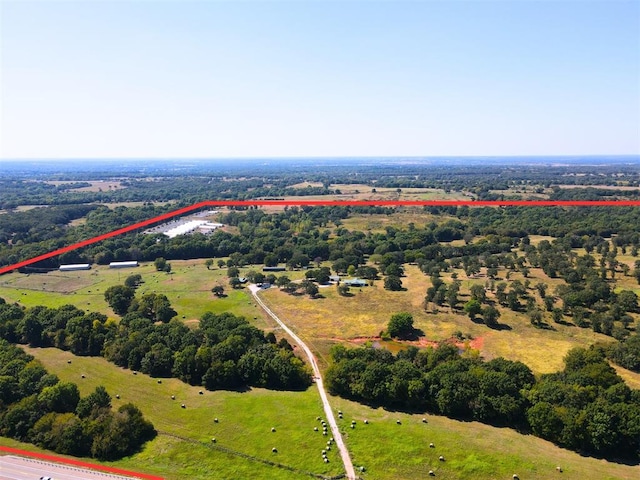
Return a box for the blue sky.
[1,0,639,159]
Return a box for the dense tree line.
[325,343,640,461]
[0,340,155,459]
[0,295,311,392]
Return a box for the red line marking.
[1,199,639,276]
[0,445,163,479]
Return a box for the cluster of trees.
[0,295,311,392]
[325,342,640,460]
[0,340,155,460]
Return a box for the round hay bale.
[439,455,445,462]
[556,466,562,472]
[316,416,321,421]
[422,418,427,423]
[171,395,175,400]
[350,424,355,429]
[323,431,327,436]
[396,419,401,425]
[364,419,368,424]
[429,470,435,476]
[81,374,85,378]
[513,475,519,480]
[211,438,216,443]
[314,427,318,431]
[214,417,219,423]
[67,360,71,364]
[115,394,120,399]
[360,466,365,472]
[181,404,186,408]
[429,442,435,448]
[199,390,203,395]
[271,427,276,432]
[324,458,329,463]
[272,447,277,453]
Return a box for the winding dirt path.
[249,285,357,480]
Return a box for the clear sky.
[1,0,639,159]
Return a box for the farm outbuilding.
[263,266,286,272]
[59,264,91,271]
[343,278,367,287]
[109,261,139,268]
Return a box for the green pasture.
[18,346,343,480]
[7,346,638,480]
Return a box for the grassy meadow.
[3,346,637,480]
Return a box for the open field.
[0,260,275,330]
[18,346,343,480]
[8,346,639,480]
[260,265,635,375]
[44,180,125,192]
[339,209,458,233]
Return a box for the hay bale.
[350,424,355,429]
[396,419,401,425]
[364,419,368,424]
[67,360,71,364]
[81,374,85,378]
[133,371,137,375]
[272,447,277,453]
[171,395,175,400]
[323,431,327,436]
[211,438,216,443]
[314,427,318,431]
[422,418,427,423]
[271,427,276,432]
[214,417,219,423]
[157,380,162,384]
[556,466,562,473]
[513,475,519,480]
[429,442,435,448]
[439,455,445,462]
[115,394,120,399]
[199,390,204,395]
[324,458,329,463]
[429,470,435,476]
[181,404,186,408]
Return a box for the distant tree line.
[0,340,155,460]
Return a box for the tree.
[384,275,403,291]
[529,309,543,327]
[227,266,240,278]
[481,306,500,328]
[217,259,226,269]
[124,274,142,289]
[212,285,225,297]
[154,257,167,272]
[38,382,80,413]
[104,285,135,316]
[388,312,414,339]
[337,284,350,296]
[464,299,482,319]
[470,284,486,303]
[302,280,319,297]
[205,259,214,270]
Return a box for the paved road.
[249,285,357,480]
[0,455,134,480]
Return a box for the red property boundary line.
[1,199,640,276]
[0,445,164,479]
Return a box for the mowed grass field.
[12,346,343,480]
[0,260,279,333]
[4,347,638,480]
